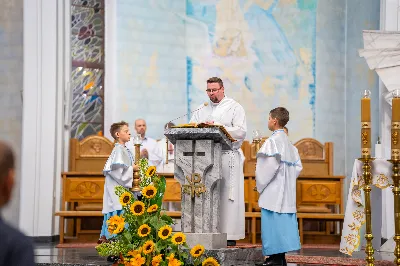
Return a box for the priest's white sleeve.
[216,105,247,141]
[108,165,134,188]
[255,155,280,193]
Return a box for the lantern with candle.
[361,90,371,158]
[359,89,375,264]
[131,134,143,192]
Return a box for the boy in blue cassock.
[255,107,302,266]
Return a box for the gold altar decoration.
[360,89,374,265]
[173,123,237,143]
[131,134,142,192]
[391,89,400,265]
[182,173,206,198]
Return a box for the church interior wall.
[0,0,23,227]
[110,0,380,184]
[343,0,380,199]
[315,0,380,201]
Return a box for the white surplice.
[190,96,247,240]
[102,143,134,214]
[255,129,302,213]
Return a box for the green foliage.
[96,159,219,265]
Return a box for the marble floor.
[33,243,396,266]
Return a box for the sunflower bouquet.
[96,158,220,266]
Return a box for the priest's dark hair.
[270,107,289,127]
[0,141,14,181]
[207,77,224,88]
[110,121,129,140]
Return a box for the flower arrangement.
[96,159,220,266]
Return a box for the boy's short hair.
[270,107,289,127]
[0,141,14,181]
[110,121,129,140]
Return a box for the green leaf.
[180,252,189,259]
[123,230,132,243]
[160,214,174,225]
[183,242,189,249]
[150,176,166,207]
[156,240,168,252]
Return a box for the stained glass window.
[70,0,104,139]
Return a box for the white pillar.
[104,0,117,140]
[19,0,69,237]
[379,0,400,241]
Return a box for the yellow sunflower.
[130,254,146,266]
[130,201,145,216]
[119,192,132,206]
[158,225,172,240]
[146,166,157,177]
[147,204,158,213]
[166,253,182,266]
[190,244,205,258]
[138,224,151,237]
[171,232,186,245]
[127,247,142,257]
[142,240,155,254]
[202,257,219,266]
[113,222,125,234]
[151,254,163,266]
[106,215,125,235]
[107,215,124,225]
[142,185,157,199]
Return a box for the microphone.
[168,102,209,123]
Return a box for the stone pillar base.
[185,232,227,250]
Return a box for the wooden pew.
[56,170,182,243]
[57,135,344,245]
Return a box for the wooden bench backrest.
[241,137,333,176]
[294,138,333,176]
[69,136,114,171]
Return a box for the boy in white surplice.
[98,121,138,244]
[255,107,302,266]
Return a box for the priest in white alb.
[189,77,247,246]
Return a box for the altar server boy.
[99,121,138,243]
[255,107,302,266]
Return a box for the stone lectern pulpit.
[164,126,234,249]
